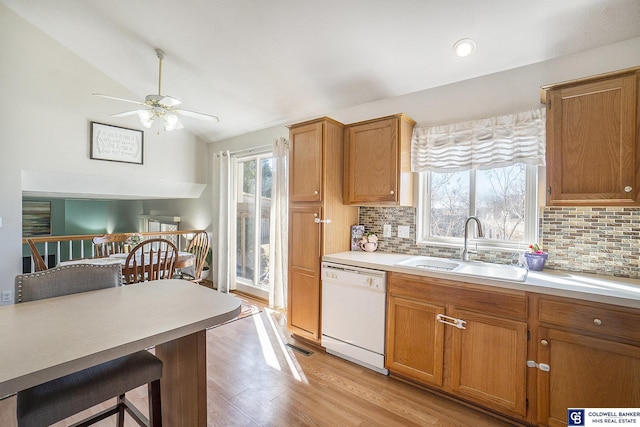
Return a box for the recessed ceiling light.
[453,38,476,58]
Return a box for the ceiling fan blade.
[93,93,145,106]
[110,110,143,118]
[175,108,220,122]
[159,96,181,107]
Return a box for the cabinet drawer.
[539,298,640,342]
[389,273,528,320]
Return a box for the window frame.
[416,164,539,252]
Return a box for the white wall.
[0,6,209,304]
[207,36,640,279]
[329,36,640,127]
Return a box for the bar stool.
[15,264,163,427]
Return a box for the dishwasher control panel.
[321,262,387,291]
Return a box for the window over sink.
[411,109,545,251]
[416,164,539,250]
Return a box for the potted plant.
[524,243,548,271]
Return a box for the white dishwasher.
[321,262,388,374]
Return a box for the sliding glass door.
[235,153,273,295]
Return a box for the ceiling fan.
[93,48,219,132]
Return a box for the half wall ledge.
[21,169,206,200]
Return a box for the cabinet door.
[289,122,323,202]
[546,74,638,205]
[449,308,528,418]
[386,295,445,386]
[344,117,398,203]
[287,205,322,340]
[537,328,640,427]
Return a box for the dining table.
[60,251,197,277]
[0,279,241,426]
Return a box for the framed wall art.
[22,201,51,236]
[90,121,144,165]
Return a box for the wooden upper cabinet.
[542,68,640,205]
[343,114,415,206]
[289,121,324,202]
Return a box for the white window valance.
[411,108,546,172]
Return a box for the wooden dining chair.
[93,233,129,257]
[180,231,210,283]
[14,263,162,427]
[123,238,178,285]
[26,239,48,272]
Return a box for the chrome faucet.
[461,216,484,262]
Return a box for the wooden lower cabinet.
[287,205,321,340]
[449,307,528,417]
[386,273,529,421]
[536,328,640,427]
[535,295,640,427]
[386,295,445,386]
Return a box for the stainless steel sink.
[395,256,528,282]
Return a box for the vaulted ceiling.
[3,0,640,141]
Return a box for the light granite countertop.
[323,251,640,309]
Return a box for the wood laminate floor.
[0,301,517,426]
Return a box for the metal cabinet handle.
[314,218,332,224]
[390,190,395,195]
[593,318,602,326]
[540,339,549,346]
[625,186,632,193]
[314,190,319,195]
[436,313,466,329]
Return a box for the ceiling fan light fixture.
[163,114,181,131]
[453,38,476,57]
[94,47,218,132]
[138,110,154,128]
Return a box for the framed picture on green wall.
[22,201,51,236]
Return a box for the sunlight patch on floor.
[265,307,308,384]
[252,310,281,371]
[247,306,309,384]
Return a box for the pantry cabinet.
[343,113,415,206]
[386,273,529,419]
[289,121,324,202]
[287,118,358,343]
[541,67,640,206]
[533,295,640,427]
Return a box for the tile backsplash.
[358,206,640,278]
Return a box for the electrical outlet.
[2,290,12,303]
[398,225,410,238]
[383,224,392,238]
